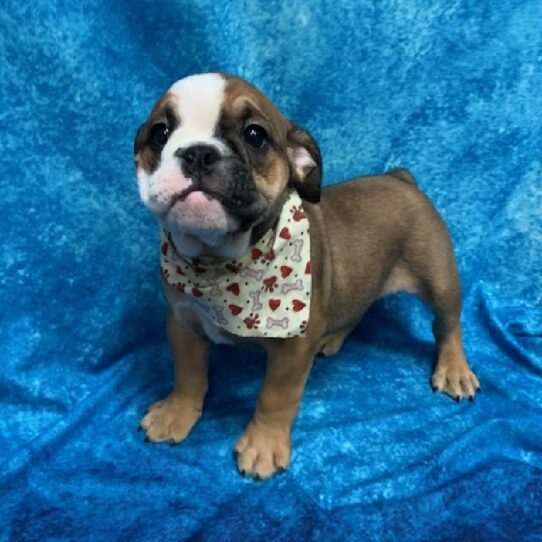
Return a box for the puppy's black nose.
[177,145,220,177]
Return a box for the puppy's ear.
[286,122,322,203]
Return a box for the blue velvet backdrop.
[1,0,541,540]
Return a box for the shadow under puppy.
[134,73,479,479]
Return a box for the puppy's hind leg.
[417,241,480,401]
[429,293,479,401]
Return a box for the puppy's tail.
[386,168,417,186]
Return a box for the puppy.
[134,73,479,479]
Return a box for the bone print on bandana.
[161,191,312,338]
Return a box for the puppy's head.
[134,73,321,258]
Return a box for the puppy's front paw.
[234,421,291,479]
[140,393,202,444]
[432,358,480,401]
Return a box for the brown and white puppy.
[134,73,479,479]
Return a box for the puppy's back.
[312,172,447,325]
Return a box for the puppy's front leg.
[140,309,209,444]
[235,338,316,479]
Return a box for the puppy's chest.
[167,292,236,345]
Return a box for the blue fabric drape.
[1,1,541,540]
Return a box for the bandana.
[160,192,312,338]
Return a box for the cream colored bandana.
[161,192,312,338]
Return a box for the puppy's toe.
[273,447,290,473]
[252,452,277,480]
[140,407,161,431]
[236,447,258,475]
[460,374,478,399]
[235,433,249,455]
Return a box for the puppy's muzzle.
[176,144,221,179]
[171,144,264,231]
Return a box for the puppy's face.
[134,73,321,258]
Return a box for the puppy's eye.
[150,123,170,150]
[243,124,268,149]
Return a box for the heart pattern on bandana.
[160,191,312,338]
[226,283,240,296]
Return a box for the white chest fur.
[165,286,235,345]
[193,304,235,345]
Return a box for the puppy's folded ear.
[286,123,322,203]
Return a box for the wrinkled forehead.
[146,73,288,148]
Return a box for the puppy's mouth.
[161,188,259,249]
[169,185,241,210]
[164,176,263,235]
[174,189,228,230]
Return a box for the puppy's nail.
[144,436,150,443]
[137,425,143,432]
[468,395,474,402]
[169,439,177,446]
[276,466,286,474]
[240,469,247,476]
[432,385,439,392]
[454,396,461,403]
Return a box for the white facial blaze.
[165,73,227,159]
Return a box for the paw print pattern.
[290,205,307,222]
[244,313,260,329]
[262,276,277,292]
